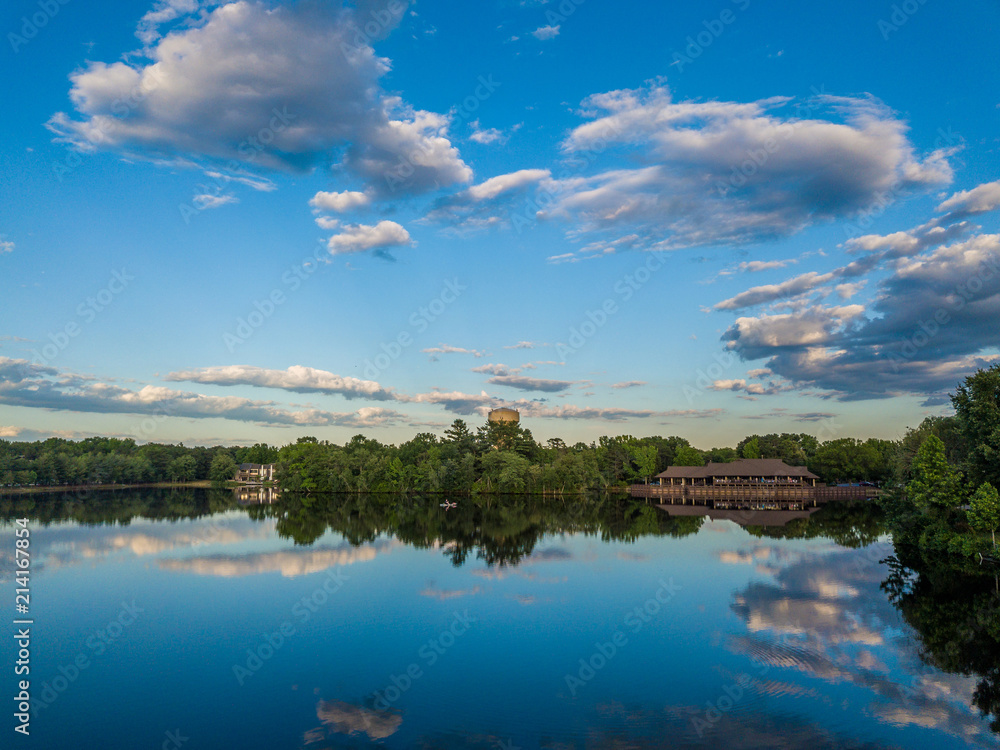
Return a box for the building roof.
[238,463,274,470]
[655,459,818,479]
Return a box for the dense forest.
[1,422,899,493]
[879,363,1000,561]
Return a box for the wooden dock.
[628,484,880,504]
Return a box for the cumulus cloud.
[0,240,14,254]
[47,1,469,196]
[530,24,560,40]
[610,380,646,389]
[486,375,575,393]
[470,363,514,376]
[468,119,519,146]
[541,85,953,251]
[309,189,372,213]
[722,232,1000,400]
[423,168,550,230]
[937,179,1000,219]
[166,364,396,400]
[326,220,411,256]
[0,357,403,427]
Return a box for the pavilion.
[654,458,819,487]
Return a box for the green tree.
[444,419,476,454]
[907,435,964,510]
[952,363,1000,487]
[209,453,238,485]
[969,482,1000,549]
[741,436,761,459]
[167,454,197,482]
[672,445,704,466]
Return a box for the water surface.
[2,489,997,749]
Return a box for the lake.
[2,489,997,749]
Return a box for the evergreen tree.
[907,435,964,510]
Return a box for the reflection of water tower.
[488,407,520,424]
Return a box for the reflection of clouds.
[617,551,648,561]
[19,514,271,573]
[312,700,401,740]
[81,527,258,557]
[524,547,572,563]
[728,541,998,747]
[736,585,883,644]
[420,585,481,600]
[591,699,900,749]
[159,540,397,578]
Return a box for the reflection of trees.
[883,546,1000,733]
[744,500,888,548]
[261,493,708,566]
[4,488,888,569]
[0,487,236,526]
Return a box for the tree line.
[3,365,998,508]
[0,437,277,488]
[881,363,1000,560]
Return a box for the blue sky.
[1,0,999,447]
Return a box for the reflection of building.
[658,503,821,527]
[234,463,276,484]
[235,485,280,504]
[656,459,819,488]
[487,407,520,424]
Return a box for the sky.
[1,0,999,448]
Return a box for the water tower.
[487,407,520,424]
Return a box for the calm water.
[2,489,997,749]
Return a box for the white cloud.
[166,364,396,400]
[610,380,646,389]
[48,1,469,196]
[0,240,13,254]
[531,24,560,40]
[486,374,575,392]
[466,169,551,201]
[326,221,411,256]
[543,85,953,250]
[937,179,1000,218]
[421,344,485,357]
[309,189,372,213]
[192,193,238,210]
[0,357,403,427]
